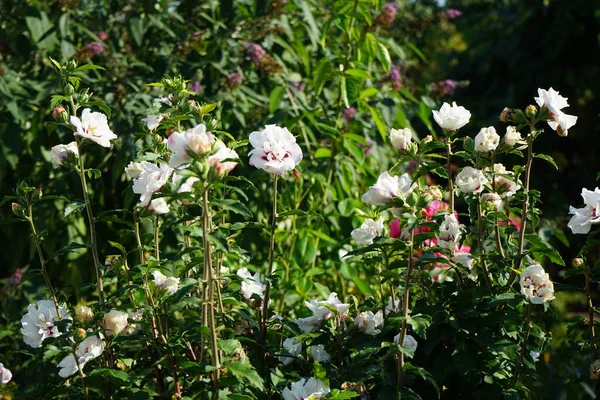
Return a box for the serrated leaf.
[534,153,558,170]
[225,361,264,391]
[73,64,105,72]
[64,201,86,217]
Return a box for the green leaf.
[343,139,365,165]
[64,201,86,217]
[524,234,565,265]
[269,86,285,114]
[328,390,360,399]
[377,42,392,73]
[345,69,371,79]
[225,361,264,391]
[89,368,130,385]
[368,106,387,141]
[358,88,379,101]
[352,277,375,296]
[340,75,349,108]
[73,64,105,72]
[314,148,332,158]
[85,101,111,118]
[212,199,252,218]
[49,57,62,70]
[534,154,558,170]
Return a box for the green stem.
[261,174,279,388]
[446,136,455,212]
[72,100,104,305]
[477,196,493,289]
[585,265,598,360]
[154,216,160,261]
[202,187,220,384]
[508,133,534,287]
[510,303,534,387]
[27,205,60,315]
[73,348,90,400]
[397,229,415,387]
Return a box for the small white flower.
[237,267,266,301]
[0,363,12,385]
[103,309,129,336]
[568,187,600,234]
[142,113,166,131]
[167,124,215,168]
[530,351,540,363]
[385,297,400,316]
[51,142,79,168]
[294,293,349,332]
[474,126,500,152]
[208,141,239,176]
[534,87,577,136]
[394,334,418,356]
[429,266,454,283]
[70,108,117,148]
[173,173,199,194]
[351,217,385,245]
[282,377,330,400]
[520,264,555,304]
[154,95,173,107]
[438,213,461,249]
[354,310,384,335]
[132,162,173,207]
[248,124,303,175]
[432,102,471,131]
[152,270,180,295]
[148,198,170,215]
[503,126,527,149]
[493,163,520,199]
[125,161,148,180]
[57,335,104,378]
[481,193,503,211]
[455,166,488,194]
[124,309,144,335]
[21,300,71,348]
[75,305,94,322]
[362,171,415,206]
[280,337,302,365]
[309,345,331,363]
[452,252,474,270]
[390,128,412,151]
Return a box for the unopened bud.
[11,202,26,218]
[75,328,87,340]
[422,135,433,144]
[68,60,78,71]
[64,84,75,96]
[52,106,66,121]
[556,125,568,137]
[33,188,43,201]
[293,170,301,179]
[525,105,538,118]
[75,305,94,322]
[499,107,514,123]
[572,258,584,268]
[481,193,503,212]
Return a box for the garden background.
[1,0,600,398]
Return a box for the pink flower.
[246,43,266,62]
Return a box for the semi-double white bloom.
[390,128,412,151]
[152,270,180,295]
[354,310,384,335]
[432,102,471,131]
[248,124,303,175]
[503,126,527,149]
[168,124,215,168]
[520,264,555,304]
[132,162,173,207]
[51,142,79,168]
[351,217,384,245]
[0,363,12,385]
[474,126,500,152]
[103,309,129,336]
[21,300,71,348]
[568,187,600,234]
[75,305,94,322]
[142,113,166,131]
[438,213,461,249]
[148,198,170,214]
[282,377,330,400]
[57,335,104,378]
[309,345,331,362]
[455,166,488,194]
[208,141,239,176]
[362,171,415,206]
[280,337,302,365]
[294,293,350,333]
[385,297,401,316]
[493,163,520,199]
[394,334,418,356]
[237,268,266,301]
[534,87,577,136]
[125,161,148,180]
[70,108,117,148]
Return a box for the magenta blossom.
[444,8,462,19]
[96,31,108,41]
[86,41,104,55]
[376,3,398,26]
[343,107,357,122]
[246,43,266,62]
[227,72,243,88]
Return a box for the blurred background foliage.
[1,0,600,398]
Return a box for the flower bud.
[75,305,94,322]
[572,258,584,268]
[52,106,66,121]
[33,188,43,201]
[423,186,443,202]
[64,84,75,96]
[68,60,78,71]
[525,105,538,118]
[75,328,87,340]
[11,202,26,218]
[103,309,128,336]
[499,107,514,123]
[422,135,433,144]
[481,192,503,212]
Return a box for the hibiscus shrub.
[1,1,599,400]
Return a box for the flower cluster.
[294,293,349,332]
